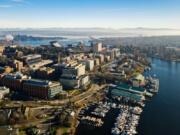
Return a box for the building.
[115,83,146,95]
[50,41,62,47]
[16,51,23,58]
[0,74,5,85]
[2,73,28,91]
[13,60,23,72]
[23,54,53,70]
[22,79,63,99]
[35,67,55,79]
[62,56,71,63]
[23,54,42,65]
[87,53,94,58]
[60,62,89,89]
[0,66,13,74]
[109,83,146,101]
[105,56,111,62]
[113,48,120,57]
[3,46,17,57]
[131,74,145,87]
[0,87,9,100]
[92,42,103,53]
[106,50,115,60]
[95,54,104,64]
[60,75,89,89]
[0,47,4,53]
[110,88,145,101]
[105,48,120,60]
[61,62,85,77]
[80,59,94,71]
[94,58,100,66]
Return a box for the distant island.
[13,35,66,41]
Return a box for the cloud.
[0,5,13,8]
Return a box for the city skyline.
[0,0,180,29]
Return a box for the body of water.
[138,58,180,135]
[76,58,180,135]
[20,36,91,46]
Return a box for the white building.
[0,87,9,99]
[60,62,89,89]
[61,63,85,77]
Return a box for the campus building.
[22,79,63,99]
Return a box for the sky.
[0,0,180,29]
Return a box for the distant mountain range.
[0,27,178,31]
[0,27,180,38]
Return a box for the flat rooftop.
[111,88,144,100]
[116,83,145,93]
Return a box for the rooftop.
[116,83,145,93]
[23,79,50,86]
[24,54,41,60]
[111,89,144,101]
[23,79,60,87]
[4,72,28,80]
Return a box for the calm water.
[20,36,90,46]
[76,58,180,135]
[138,58,180,135]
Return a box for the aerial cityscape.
[0,0,180,135]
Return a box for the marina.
[76,58,161,135]
[76,96,146,135]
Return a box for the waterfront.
[138,58,180,135]
[76,58,180,135]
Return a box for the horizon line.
[0,27,179,30]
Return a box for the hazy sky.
[0,0,180,28]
